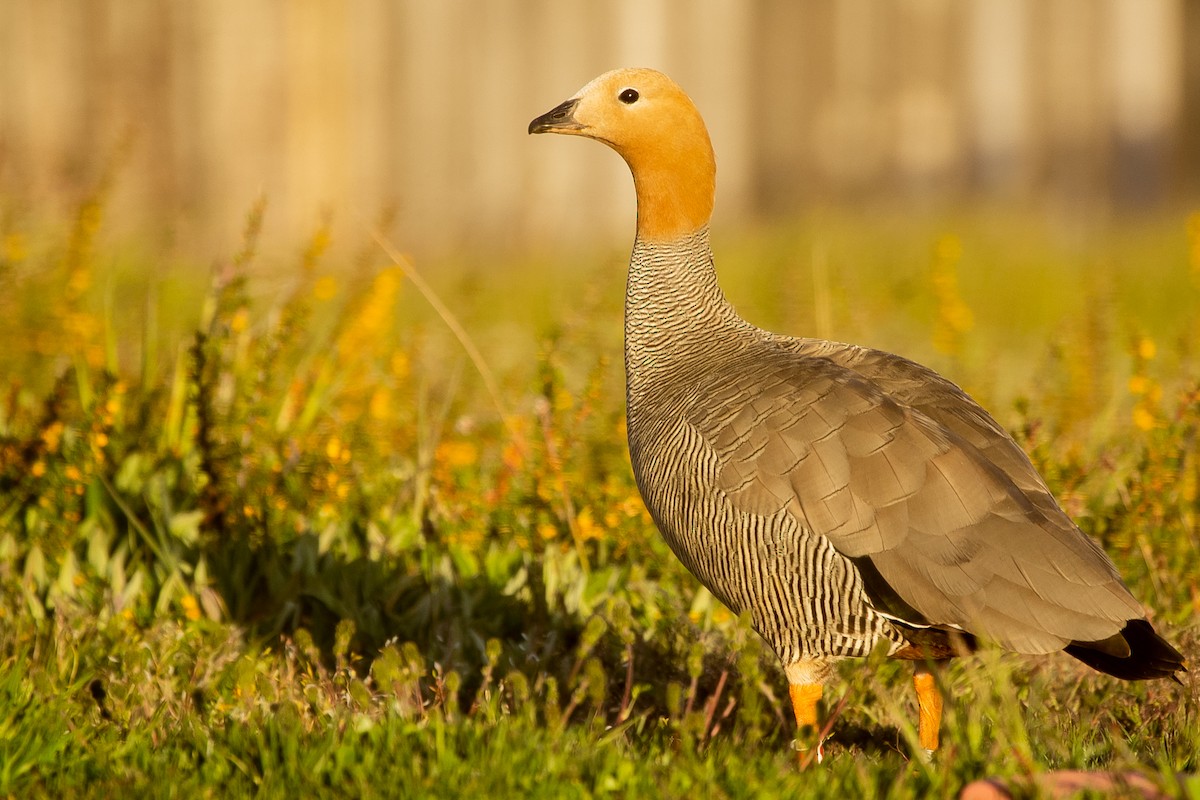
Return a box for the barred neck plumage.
[624,228,751,404]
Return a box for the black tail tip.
[1065,619,1186,681]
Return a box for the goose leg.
[786,660,831,763]
[913,663,943,754]
[788,682,824,763]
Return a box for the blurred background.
[1,0,1198,261]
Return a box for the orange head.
[529,68,716,243]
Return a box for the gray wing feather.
[691,342,1143,654]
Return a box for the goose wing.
[689,345,1143,654]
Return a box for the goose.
[528,67,1184,758]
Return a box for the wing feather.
[691,342,1144,653]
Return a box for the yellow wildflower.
[390,352,410,379]
[1136,336,1157,361]
[929,234,974,356]
[181,594,202,622]
[339,268,402,356]
[41,421,65,452]
[436,441,478,469]
[1132,406,1159,431]
[620,495,645,517]
[502,441,525,471]
[369,387,391,420]
[575,507,600,542]
[313,275,338,301]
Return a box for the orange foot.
[789,682,825,765]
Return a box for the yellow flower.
[181,594,202,622]
[338,268,403,356]
[67,266,91,296]
[537,522,559,541]
[390,352,410,379]
[368,387,391,420]
[929,234,974,355]
[1129,375,1149,395]
[41,421,65,452]
[619,494,648,520]
[313,275,338,301]
[502,440,525,471]
[575,507,601,542]
[303,226,332,271]
[436,441,478,469]
[1132,406,1159,431]
[1136,336,1157,361]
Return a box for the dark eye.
[618,88,639,104]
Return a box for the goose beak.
[529,98,582,134]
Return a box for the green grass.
[1,191,1199,798]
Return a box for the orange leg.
[788,682,824,763]
[913,664,943,753]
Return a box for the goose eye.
[618,88,639,104]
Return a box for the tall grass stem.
[370,227,526,457]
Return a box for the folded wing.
[691,346,1143,655]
